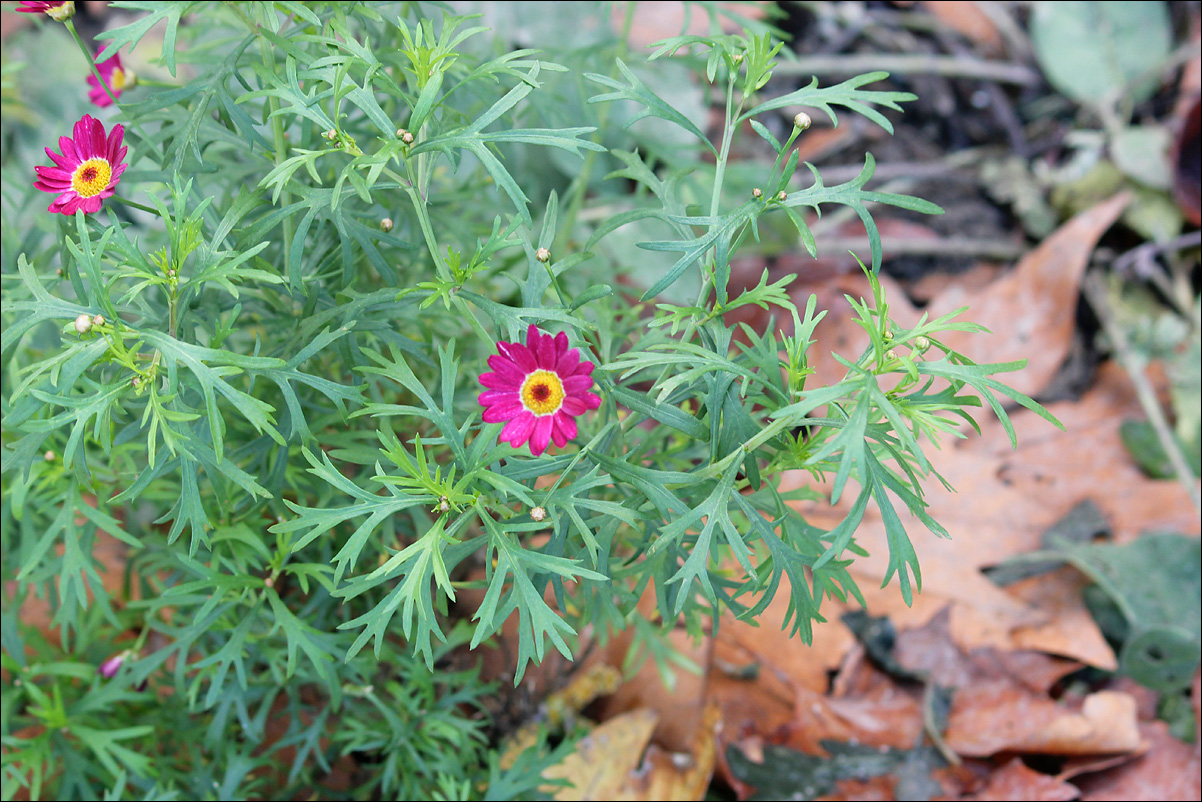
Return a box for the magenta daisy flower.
[34,114,128,215]
[478,325,601,456]
[15,1,74,20]
[87,51,133,107]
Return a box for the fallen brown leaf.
[1074,720,1201,801]
[967,757,1080,801]
[946,687,1142,758]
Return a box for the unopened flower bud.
[380,217,394,232]
[883,330,894,341]
[752,187,763,199]
[438,496,450,513]
[44,450,55,462]
[535,247,551,263]
[92,314,105,327]
[776,190,787,201]
[530,506,547,522]
[401,130,414,144]
[98,651,129,679]
[131,376,141,389]
[324,128,337,140]
[885,349,898,361]
[793,112,812,131]
[74,313,93,334]
[56,268,63,277]
[914,336,930,352]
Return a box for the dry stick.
[773,53,1042,86]
[1082,271,1202,515]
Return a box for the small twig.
[773,53,1042,86]
[1082,271,1201,514]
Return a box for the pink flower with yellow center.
[88,51,132,107]
[478,325,601,456]
[15,1,74,21]
[34,114,128,215]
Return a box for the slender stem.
[64,22,155,155]
[1083,272,1201,513]
[227,3,297,277]
[708,76,737,220]
[400,181,451,283]
[109,195,159,215]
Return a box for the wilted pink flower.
[34,114,128,215]
[87,51,133,107]
[478,325,600,455]
[15,1,74,20]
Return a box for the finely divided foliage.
[0,3,1057,798]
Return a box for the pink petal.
[106,124,126,162]
[479,389,519,404]
[483,400,526,423]
[497,340,536,374]
[533,328,557,369]
[479,371,518,391]
[58,134,79,163]
[46,149,75,171]
[556,347,580,376]
[72,115,90,147]
[500,413,535,447]
[486,354,525,384]
[89,117,106,159]
[560,396,588,416]
[562,375,594,394]
[580,390,602,410]
[529,415,553,455]
[552,413,576,447]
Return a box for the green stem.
[228,3,296,278]
[109,195,159,215]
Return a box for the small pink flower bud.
[535,247,551,263]
[776,191,787,201]
[793,112,812,131]
[530,506,547,522]
[752,188,763,199]
[44,450,56,461]
[401,131,414,144]
[98,651,128,678]
[92,314,105,327]
[380,217,394,232]
[74,313,93,334]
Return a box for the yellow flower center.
[520,370,565,416]
[71,158,111,198]
[110,67,127,93]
